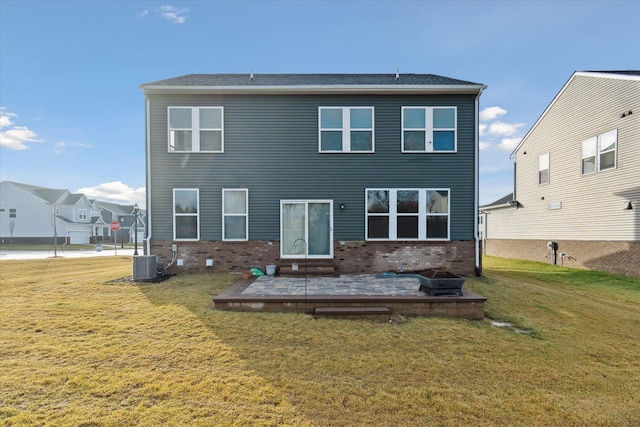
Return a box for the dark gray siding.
[148,94,477,241]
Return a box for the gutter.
[474,86,486,276]
[145,95,152,255]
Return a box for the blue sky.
[1,0,638,207]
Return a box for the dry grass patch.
[1,256,639,426]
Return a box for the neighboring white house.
[481,71,640,277]
[0,181,144,245]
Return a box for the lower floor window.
[366,188,449,240]
[174,188,199,240]
[223,189,248,240]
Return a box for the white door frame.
[280,200,333,259]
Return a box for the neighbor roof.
[140,73,486,95]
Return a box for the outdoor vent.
[133,255,158,281]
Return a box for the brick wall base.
[150,240,479,276]
[484,239,640,277]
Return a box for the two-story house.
[140,73,486,275]
[481,71,640,277]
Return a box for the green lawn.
[1,256,639,426]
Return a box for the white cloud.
[156,5,188,24]
[480,106,507,122]
[487,121,525,137]
[479,123,487,136]
[0,109,43,150]
[78,181,146,207]
[499,137,522,151]
[479,141,491,151]
[51,140,93,154]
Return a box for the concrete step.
[314,306,391,316]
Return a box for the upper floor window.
[223,189,248,241]
[168,107,223,153]
[538,152,549,184]
[319,107,374,152]
[9,208,16,218]
[173,188,199,240]
[366,188,449,241]
[78,209,87,220]
[581,129,617,175]
[402,107,457,152]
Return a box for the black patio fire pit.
[382,270,465,296]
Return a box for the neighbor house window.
[173,188,199,240]
[538,152,549,184]
[168,107,223,152]
[366,188,449,240]
[222,189,248,241]
[78,209,88,220]
[581,129,617,174]
[9,208,16,218]
[319,107,374,152]
[402,107,457,152]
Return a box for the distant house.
[481,71,640,277]
[0,180,145,245]
[140,73,486,275]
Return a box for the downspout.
[145,95,152,255]
[474,87,485,276]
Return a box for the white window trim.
[318,106,375,153]
[401,106,457,153]
[222,189,249,241]
[78,209,88,221]
[365,188,450,241]
[538,152,550,185]
[173,188,200,241]
[581,129,617,175]
[168,106,224,153]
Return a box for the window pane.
[433,108,455,128]
[176,216,198,239]
[200,108,221,128]
[426,190,448,213]
[309,203,331,256]
[539,153,549,170]
[321,131,342,150]
[582,137,597,157]
[175,190,198,213]
[397,190,419,213]
[404,131,425,151]
[539,170,549,184]
[350,108,372,129]
[224,217,246,240]
[321,108,342,128]
[368,216,389,239]
[200,131,222,151]
[351,131,372,151]
[169,108,191,128]
[397,216,418,239]
[582,157,596,174]
[170,130,192,151]
[404,108,425,128]
[599,129,617,152]
[282,203,306,256]
[600,151,615,170]
[367,190,389,213]
[433,131,455,151]
[224,190,246,214]
[427,216,448,239]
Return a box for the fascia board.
[479,203,513,212]
[139,84,487,95]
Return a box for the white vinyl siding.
[173,188,199,240]
[222,189,248,241]
[366,188,450,240]
[319,107,374,152]
[168,107,224,152]
[402,107,457,152]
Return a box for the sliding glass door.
[281,200,333,258]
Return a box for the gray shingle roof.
[141,73,484,88]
